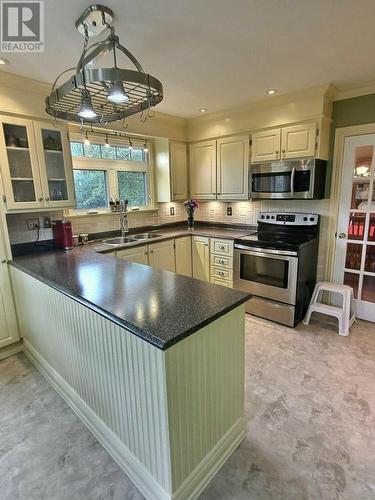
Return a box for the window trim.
[67,133,156,216]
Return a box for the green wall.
[327,93,375,194]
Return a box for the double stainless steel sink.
[102,232,163,247]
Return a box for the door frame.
[326,122,375,281]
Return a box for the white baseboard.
[24,338,245,500]
[24,338,171,500]
[0,341,23,361]
[172,418,245,500]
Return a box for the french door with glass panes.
[333,133,375,321]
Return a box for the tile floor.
[1,315,375,500]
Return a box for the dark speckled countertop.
[10,224,252,350]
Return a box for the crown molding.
[187,83,332,125]
[333,81,375,101]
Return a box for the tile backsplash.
[6,199,330,280]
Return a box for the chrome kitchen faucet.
[120,199,129,237]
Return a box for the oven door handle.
[234,245,298,257]
[290,167,296,197]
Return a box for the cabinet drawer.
[211,238,233,256]
[210,266,233,281]
[211,277,232,288]
[211,254,232,269]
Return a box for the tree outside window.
[73,169,108,209]
[118,171,146,206]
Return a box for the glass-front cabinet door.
[0,117,43,209]
[33,121,75,208]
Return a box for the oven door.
[233,246,298,305]
[250,163,295,199]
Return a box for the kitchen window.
[73,169,108,209]
[68,135,152,214]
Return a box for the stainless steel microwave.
[249,159,327,200]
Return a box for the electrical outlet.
[27,218,39,230]
[43,217,51,228]
[227,207,232,216]
[170,206,175,216]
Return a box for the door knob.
[1,259,6,264]
[338,233,346,239]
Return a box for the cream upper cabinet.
[189,140,217,200]
[170,141,188,201]
[154,138,188,203]
[192,235,210,281]
[33,121,75,208]
[0,115,75,211]
[251,121,317,163]
[251,128,281,163]
[175,236,192,277]
[116,245,149,265]
[217,135,249,200]
[148,239,176,272]
[281,122,317,159]
[0,116,43,210]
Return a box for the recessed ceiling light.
[0,57,10,65]
[199,108,208,113]
[267,89,277,95]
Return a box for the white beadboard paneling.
[10,268,246,500]
[11,268,173,497]
[165,305,245,490]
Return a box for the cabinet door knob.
[275,150,279,154]
[282,149,286,154]
[38,197,44,202]
[338,233,346,239]
[45,197,50,202]
[219,245,225,250]
[1,259,6,264]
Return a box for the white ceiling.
[3,0,375,118]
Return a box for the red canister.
[52,219,73,250]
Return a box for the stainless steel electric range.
[233,212,320,327]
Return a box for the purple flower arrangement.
[184,199,199,230]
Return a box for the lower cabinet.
[0,262,19,348]
[175,236,192,277]
[116,246,149,265]
[192,236,210,281]
[210,238,234,288]
[115,235,233,287]
[149,240,176,272]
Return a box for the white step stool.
[303,281,356,336]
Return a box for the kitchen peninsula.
[10,235,250,500]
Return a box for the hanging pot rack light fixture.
[45,4,163,124]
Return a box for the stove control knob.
[303,217,308,222]
[261,215,265,219]
[266,215,270,219]
[271,215,275,219]
[309,217,315,222]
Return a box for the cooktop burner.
[236,231,316,252]
[234,212,320,253]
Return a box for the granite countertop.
[11,224,252,350]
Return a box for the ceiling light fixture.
[84,131,90,145]
[105,134,110,147]
[129,138,133,151]
[199,108,208,113]
[0,57,10,65]
[45,4,163,124]
[78,89,97,119]
[107,80,129,104]
[267,89,277,95]
[143,141,148,153]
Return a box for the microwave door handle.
[290,167,296,197]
